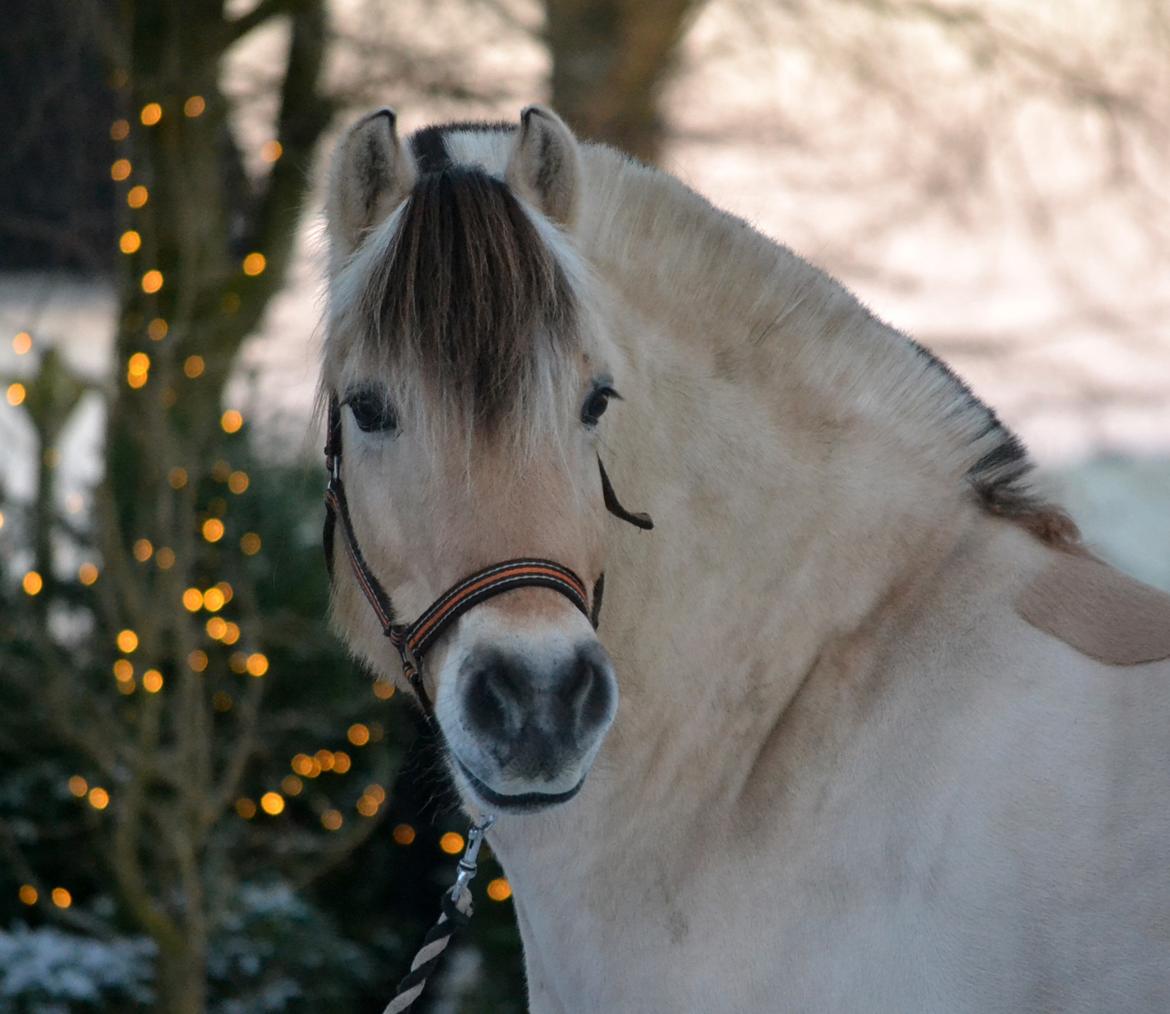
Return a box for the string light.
[235,798,257,819]
[242,252,266,276]
[202,586,226,611]
[332,751,352,773]
[486,878,513,902]
[227,470,249,494]
[229,651,248,674]
[321,809,343,831]
[119,230,141,255]
[12,331,31,354]
[260,140,283,163]
[182,587,203,611]
[87,787,110,810]
[110,119,130,141]
[156,547,175,570]
[245,652,269,677]
[148,318,168,341]
[220,409,243,433]
[183,95,206,117]
[259,791,284,815]
[216,581,234,603]
[132,537,153,562]
[127,185,149,209]
[439,832,465,855]
[169,467,188,489]
[281,775,303,796]
[392,824,416,845]
[79,562,99,585]
[50,888,72,909]
[373,680,395,700]
[188,649,209,672]
[113,659,133,681]
[141,270,163,294]
[18,885,38,906]
[206,616,227,639]
[221,621,240,645]
[116,629,139,653]
[7,382,26,406]
[22,571,43,596]
[240,532,262,555]
[201,518,225,543]
[291,754,313,776]
[183,355,205,378]
[142,669,164,693]
[110,158,132,181]
[347,723,370,747]
[117,678,136,695]
[140,102,163,126]
[68,775,88,797]
[356,795,378,817]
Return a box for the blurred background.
[1,0,1168,1010]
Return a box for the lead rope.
[384,814,496,1013]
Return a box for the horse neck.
[571,147,994,794]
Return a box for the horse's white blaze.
[322,108,1170,1012]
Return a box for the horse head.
[321,107,638,813]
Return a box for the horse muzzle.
[440,635,618,813]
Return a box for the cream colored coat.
[323,109,1170,1013]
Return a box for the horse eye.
[581,386,616,427]
[347,390,397,433]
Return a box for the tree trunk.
[155,934,208,1014]
[96,4,331,1009]
[545,0,702,162]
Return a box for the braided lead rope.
[383,815,496,1013]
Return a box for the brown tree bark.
[544,0,703,162]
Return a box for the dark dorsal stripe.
[410,125,452,175]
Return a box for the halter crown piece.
[322,394,652,720]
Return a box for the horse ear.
[506,105,581,227]
[327,108,416,261]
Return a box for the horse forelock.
[327,155,582,448]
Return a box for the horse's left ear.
[506,106,581,227]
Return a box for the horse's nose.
[463,642,614,759]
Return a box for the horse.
[319,105,1170,1012]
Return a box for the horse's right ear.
[327,108,416,262]
[506,106,581,227]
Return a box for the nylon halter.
[322,394,652,719]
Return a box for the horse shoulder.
[1014,550,1170,667]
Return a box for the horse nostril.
[560,643,614,735]
[463,652,528,738]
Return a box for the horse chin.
[453,757,587,814]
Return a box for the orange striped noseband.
[323,395,652,719]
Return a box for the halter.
[323,394,652,719]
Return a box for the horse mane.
[329,154,579,439]
[573,145,1082,551]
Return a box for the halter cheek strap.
[322,394,652,720]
